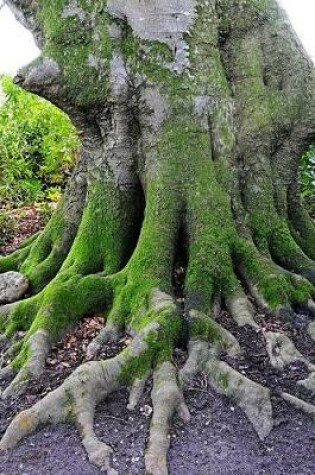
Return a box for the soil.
[0,217,314,474]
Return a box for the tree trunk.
[0,1,315,474]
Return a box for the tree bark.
[0,1,315,474]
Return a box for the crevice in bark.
[172,222,189,350]
[123,177,146,270]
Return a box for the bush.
[0,76,80,206]
[300,145,315,214]
[0,212,15,246]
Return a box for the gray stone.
[0,272,29,305]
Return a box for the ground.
[0,213,314,474]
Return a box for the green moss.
[29,273,112,342]
[120,307,181,384]
[37,0,113,106]
[218,371,229,390]
[233,237,314,308]
[189,311,222,343]
[3,295,42,336]
[0,246,30,274]
[11,344,30,371]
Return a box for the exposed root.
[180,340,209,385]
[86,321,122,360]
[188,310,241,357]
[0,366,14,381]
[226,292,258,328]
[0,302,17,330]
[306,299,315,318]
[281,392,315,419]
[0,330,134,463]
[2,330,50,399]
[0,342,21,370]
[180,334,273,442]
[298,373,315,395]
[0,317,182,474]
[264,332,312,371]
[0,273,114,397]
[127,373,149,411]
[264,331,315,396]
[206,356,273,441]
[0,335,9,352]
[308,322,315,341]
[145,362,190,475]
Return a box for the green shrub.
[0,212,15,246]
[0,76,80,206]
[300,145,315,214]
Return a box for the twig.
[103,415,132,425]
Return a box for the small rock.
[0,272,29,304]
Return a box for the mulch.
[0,205,46,256]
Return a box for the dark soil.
[0,374,314,475]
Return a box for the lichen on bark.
[1,1,315,474]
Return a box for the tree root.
[145,362,190,475]
[206,357,273,441]
[1,1,315,472]
[0,273,113,398]
[308,322,315,341]
[86,321,122,360]
[180,337,273,442]
[1,330,50,399]
[226,292,258,328]
[281,393,315,419]
[0,318,185,474]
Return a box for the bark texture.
[0,1,315,474]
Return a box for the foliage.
[300,145,315,214]
[0,212,15,246]
[0,76,79,206]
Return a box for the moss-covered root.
[1,274,113,398]
[0,242,36,275]
[145,362,190,475]
[234,239,315,315]
[1,330,50,399]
